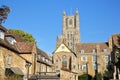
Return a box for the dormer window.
[42,56,45,61]
[38,55,41,59]
[80,50,84,54]
[0,29,5,39]
[46,59,48,63]
[6,36,16,45]
[92,49,96,53]
[103,49,107,52]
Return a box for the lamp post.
[25,62,31,80]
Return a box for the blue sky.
[1,0,120,55]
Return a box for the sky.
[0,0,120,55]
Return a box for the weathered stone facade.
[55,10,112,79]
[0,25,54,80]
[57,10,80,52]
[53,43,78,80]
[76,43,112,76]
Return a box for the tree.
[0,5,10,24]
[9,29,35,42]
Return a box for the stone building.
[0,25,31,80]
[55,10,112,79]
[76,42,112,76]
[53,42,78,80]
[0,25,54,80]
[36,48,53,75]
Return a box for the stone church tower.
[56,10,80,52]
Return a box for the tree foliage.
[0,5,10,24]
[9,29,35,42]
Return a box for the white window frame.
[92,55,96,62]
[6,37,16,45]
[81,64,86,70]
[80,49,84,54]
[0,30,4,39]
[38,55,41,59]
[93,64,97,70]
[105,55,110,62]
[92,49,96,53]
[103,49,107,52]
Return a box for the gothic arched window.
[69,19,72,25]
[62,55,67,68]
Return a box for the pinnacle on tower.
[63,11,66,16]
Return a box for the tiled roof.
[6,30,25,42]
[37,48,52,66]
[0,38,32,63]
[16,42,34,53]
[112,34,120,48]
[76,42,110,53]
[0,38,18,52]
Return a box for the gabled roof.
[76,42,111,53]
[53,42,77,57]
[37,48,52,66]
[37,48,50,60]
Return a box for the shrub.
[94,73,102,80]
[78,74,93,80]
[5,74,23,80]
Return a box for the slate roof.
[76,42,111,53]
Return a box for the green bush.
[78,74,93,80]
[94,73,102,80]
[5,74,22,80]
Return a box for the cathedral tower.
[57,10,80,51]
